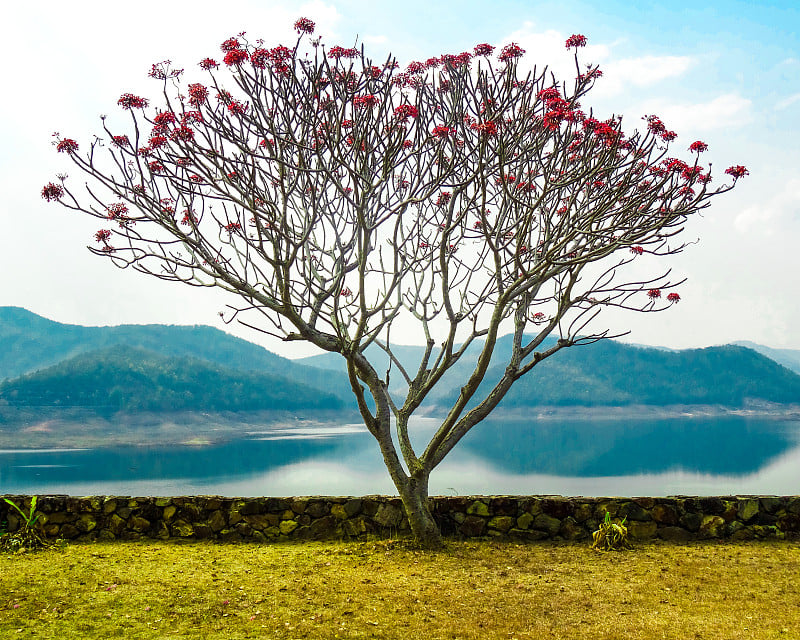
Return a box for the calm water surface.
[2,415,799,496]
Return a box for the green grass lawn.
[1,538,798,639]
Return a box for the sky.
[1,0,799,357]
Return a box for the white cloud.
[776,93,800,111]
[593,55,693,97]
[499,22,612,83]
[734,178,800,235]
[630,93,752,133]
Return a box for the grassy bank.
[1,539,798,639]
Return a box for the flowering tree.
[43,19,746,545]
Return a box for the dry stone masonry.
[2,495,798,543]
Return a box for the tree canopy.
[43,18,746,544]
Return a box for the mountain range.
[2,306,800,415]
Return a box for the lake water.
[2,415,799,497]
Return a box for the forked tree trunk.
[397,472,442,547]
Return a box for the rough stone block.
[679,512,702,532]
[651,504,678,525]
[208,510,227,532]
[698,515,726,538]
[309,516,337,538]
[541,498,572,519]
[516,512,534,530]
[466,500,490,517]
[459,515,486,537]
[305,501,329,519]
[559,517,588,541]
[487,516,515,532]
[279,520,299,535]
[171,520,194,537]
[737,499,759,522]
[373,503,403,528]
[533,514,561,536]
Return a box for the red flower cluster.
[435,192,451,206]
[171,125,195,142]
[118,94,149,110]
[725,165,749,179]
[565,34,587,49]
[225,222,242,231]
[106,203,129,222]
[473,43,495,57]
[406,61,425,74]
[471,120,498,137]
[199,58,219,70]
[667,292,681,303]
[149,135,168,148]
[95,229,112,243]
[220,38,240,52]
[188,83,208,106]
[537,87,561,102]
[340,287,353,297]
[224,49,248,66]
[439,52,472,67]
[154,111,176,126]
[228,100,248,115]
[578,68,603,81]
[56,138,79,153]
[394,104,419,121]
[111,135,130,148]
[663,158,689,174]
[41,183,64,201]
[353,94,379,109]
[432,125,455,138]
[251,46,293,72]
[294,17,315,34]
[644,115,676,142]
[498,42,525,61]
[181,111,203,125]
[148,161,165,173]
[689,140,708,153]
[630,246,644,255]
[328,46,358,59]
[532,312,546,323]
[647,289,661,299]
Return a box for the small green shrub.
[1,496,54,552]
[591,511,632,551]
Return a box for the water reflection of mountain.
[459,416,800,476]
[3,416,799,495]
[0,434,365,488]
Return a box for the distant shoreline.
[473,403,800,422]
[1,404,799,450]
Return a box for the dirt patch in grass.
[1,539,798,639]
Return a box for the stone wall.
[2,495,799,543]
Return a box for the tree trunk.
[397,472,442,548]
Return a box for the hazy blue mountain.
[733,340,800,376]
[0,345,343,412]
[0,306,350,399]
[3,307,800,413]
[300,334,800,408]
[429,340,800,408]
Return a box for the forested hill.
[2,306,800,411]
[0,345,343,412]
[429,339,800,408]
[0,306,351,400]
